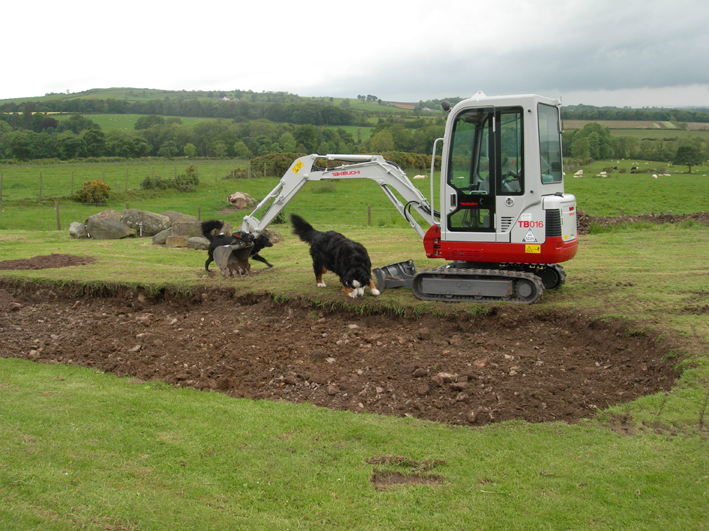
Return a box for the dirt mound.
[0,282,678,426]
[0,254,95,270]
[577,211,709,235]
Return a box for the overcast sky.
[3,0,708,108]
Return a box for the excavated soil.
[0,252,680,426]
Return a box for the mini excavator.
[239,92,578,304]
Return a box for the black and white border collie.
[290,214,379,298]
[201,220,273,272]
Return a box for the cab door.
[444,108,496,243]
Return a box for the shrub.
[175,166,199,192]
[73,180,111,204]
[140,166,199,192]
[249,153,307,178]
[140,174,170,190]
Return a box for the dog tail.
[201,220,224,242]
[290,214,319,244]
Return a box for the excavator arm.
[240,154,438,238]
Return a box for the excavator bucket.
[214,242,254,278]
[372,259,417,293]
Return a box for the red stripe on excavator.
[423,225,578,264]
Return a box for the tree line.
[1,106,706,170]
[0,110,448,162]
[562,105,709,124]
[0,98,368,127]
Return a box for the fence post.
[248,161,251,179]
[39,171,43,201]
[102,169,105,181]
[71,171,74,196]
[215,163,218,182]
[175,166,177,179]
[126,202,130,210]
[125,168,128,192]
[55,201,61,230]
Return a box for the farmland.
[1,154,708,528]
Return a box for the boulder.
[152,228,172,245]
[188,237,210,250]
[165,235,189,248]
[172,221,204,238]
[69,221,88,239]
[161,211,199,225]
[86,210,135,239]
[120,209,171,237]
[262,228,283,244]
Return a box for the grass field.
[1,157,707,232]
[1,224,708,530]
[52,113,219,133]
[1,159,708,530]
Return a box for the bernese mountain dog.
[201,220,273,272]
[290,214,380,298]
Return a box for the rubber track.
[412,266,545,304]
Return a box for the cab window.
[538,103,563,183]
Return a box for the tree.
[183,143,198,158]
[278,132,297,152]
[233,141,251,159]
[157,140,179,158]
[674,144,704,173]
[82,129,106,157]
[293,125,319,153]
[57,132,87,160]
[369,129,394,152]
[135,115,165,130]
[57,114,100,134]
[8,132,33,161]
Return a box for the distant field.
[48,114,377,139]
[564,120,709,130]
[51,113,221,133]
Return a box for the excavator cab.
[426,93,577,274]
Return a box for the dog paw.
[370,288,381,296]
[317,282,327,288]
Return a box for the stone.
[86,210,135,239]
[120,209,171,237]
[152,228,172,245]
[69,221,88,239]
[172,221,204,238]
[161,211,199,225]
[187,237,209,250]
[165,235,189,248]
[261,228,282,244]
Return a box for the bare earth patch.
[4,211,701,427]
[0,281,677,427]
[0,254,95,270]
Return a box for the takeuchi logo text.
[331,170,361,177]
